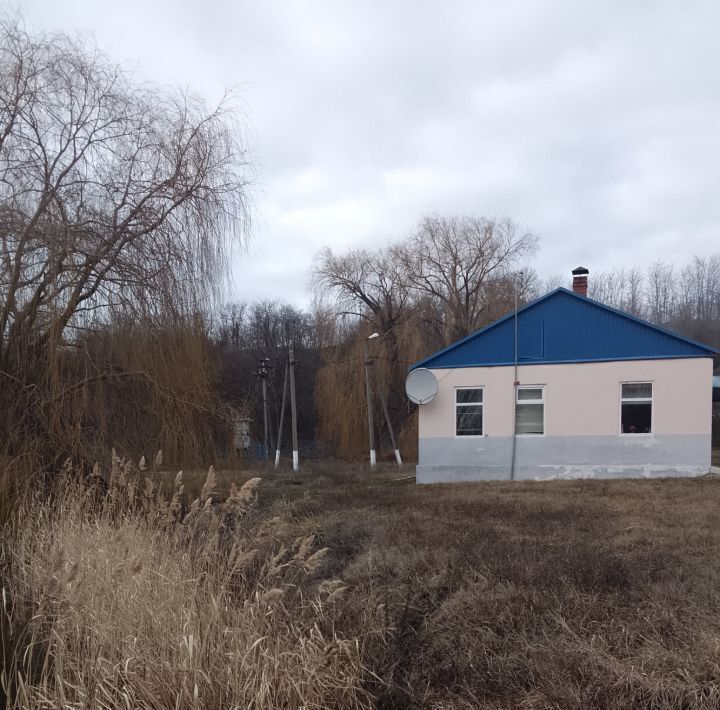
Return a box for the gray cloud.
[20,0,720,304]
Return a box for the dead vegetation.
[3,458,720,709]
[252,463,720,709]
[0,21,249,473]
[0,457,370,709]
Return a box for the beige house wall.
[419,358,712,440]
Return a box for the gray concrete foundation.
[416,435,711,483]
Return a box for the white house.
[408,268,716,483]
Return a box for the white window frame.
[619,381,653,436]
[455,386,484,437]
[515,385,545,436]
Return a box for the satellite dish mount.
[405,368,438,405]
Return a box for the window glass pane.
[621,402,652,433]
[456,405,483,435]
[516,403,543,434]
[517,388,542,401]
[622,383,652,399]
[456,388,483,403]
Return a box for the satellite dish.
[405,368,438,405]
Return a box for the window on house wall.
[456,388,483,436]
[515,386,544,435]
[621,382,652,434]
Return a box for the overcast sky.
[18,0,720,305]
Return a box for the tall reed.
[0,454,370,709]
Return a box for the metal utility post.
[364,334,378,467]
[289,345,299,472]
[274,360,289,469]
[257,357,270,460]
[510,271,523,481]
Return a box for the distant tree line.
[588,257,720,346]
[540,256,720,346]
[213,301,320,454]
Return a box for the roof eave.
[420,353,715,370]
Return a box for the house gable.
[413,288,716,370]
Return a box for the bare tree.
[311,215,538,459]
[589,270,624,309]
[689,255,720,322]
[624,266,645,317]
[541,274,565,294]
[646,261,676,324]
[587,258,720,348]
[399,215,538,340]
[0,21,250,465]
[587,268,642,316]
[312,245,411,333]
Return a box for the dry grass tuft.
[0,457,370,709]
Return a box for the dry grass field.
[3,457,720,709]
[250,461,720,709]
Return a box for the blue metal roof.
[413,288,717,370]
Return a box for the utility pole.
[364,335,378,467]
[274,360,289,469]
[378,384,402,467]
[510,271,523,481]
[257,357,270,460]
[289,345,299,472]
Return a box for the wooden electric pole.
[257,357,271,460]
[364,337,377,467]
[289,345,299,472]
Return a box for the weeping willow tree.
[313,218,538,460]
[314,317,432,461]
[0,21,250,470]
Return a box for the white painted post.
[289,345,299,472]
[274,361,289,470]
[364,339,376,468]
